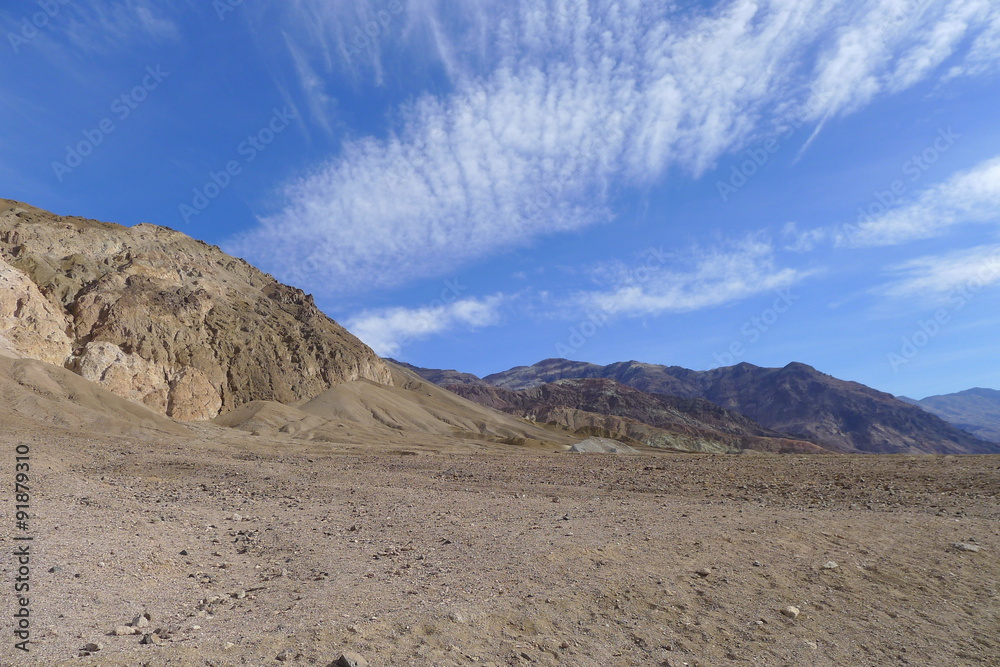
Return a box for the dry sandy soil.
[1,422,997,667]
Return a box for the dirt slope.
[0,353,188,437]
[209,363,580,451]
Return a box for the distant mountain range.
[445,377,827,454]
[899,388,1000,443]
[397,358,1000,455]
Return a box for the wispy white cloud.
[880,244,1000,298]
[801,0,997,144]
[838,155,1000,247]
[781,221,829,253]
[282,32,338,137]
[230,0,1000,296]
[945,6,1000,79]
[574,238,807,317]
[62,0,180,52]
[244,0,404,133]
[346,294,506,356]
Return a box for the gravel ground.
[2,426,998,666]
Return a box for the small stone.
[695,568,711,577]
[752,560,763,567]
[180,550,189,556]
[332,653,369,667]
[83,642,102,652]
[48,566,62,573]
[235,590,247,600]
[448,611,467,624]
[232,513,243,522]
[822,561,839,570]
[952,542,981,553]
[559,640,570,649]
[113,626,139,636]
[277,649,292,661]
[224,642,236,650]
[781,606,801,619]
[133,613,151,628]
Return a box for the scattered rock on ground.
[333,652,369,667]
[781,606,801,619]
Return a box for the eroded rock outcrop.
[0,255,73,366]
[0,199,391,420]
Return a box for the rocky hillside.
[0,199,391,420]
[447,378,828,454]
[901,388,1000,443]
[430,358,999,455]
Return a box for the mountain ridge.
[446,378,829,454]
[405,358,1000,454]
[900,388,1000,443]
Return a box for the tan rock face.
[0,199,392,420]
[168,367,222,422]
[73,341,170,413]
[0,255,72,366]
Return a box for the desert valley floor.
[4,423,997,667]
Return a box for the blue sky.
[2,0,999,399]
